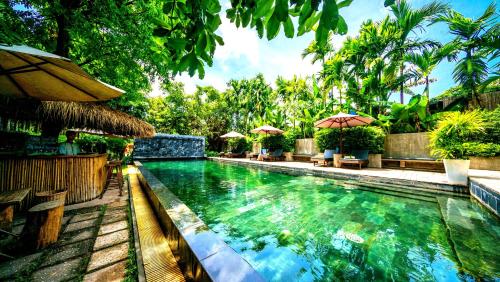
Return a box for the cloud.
[214,17,260,67]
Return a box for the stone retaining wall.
[134,134,205,160]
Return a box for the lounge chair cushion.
[343,149,369,160]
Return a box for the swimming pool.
[143,160,499,281]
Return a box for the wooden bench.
[292,154,313,162]
[382,159,444,172]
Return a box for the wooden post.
[21,200,65,250]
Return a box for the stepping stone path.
[0,177,132,281]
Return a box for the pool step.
[341,180,462,202]
[347,180,468,198]
[351,184,438,203]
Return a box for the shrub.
[314,126,385,153]
[227,137,252,152]
[206,150,219,157]
[482,107,500,144]
[429,110,487,159]
[463,142,500,158]
[76,134,130,160]
[259,134,285,150]
[283,129,300,152]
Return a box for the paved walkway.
[211,157,500,187]
[0,173,132,282]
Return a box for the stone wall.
[384,132,432,159]
[295,138,319,155]
[133,134,205,159]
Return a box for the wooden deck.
[128,166,185,282]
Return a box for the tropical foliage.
[314,126,385,154]
[428,110,500,160]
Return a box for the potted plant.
[429,111,486,185]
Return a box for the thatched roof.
[0,98,155,138]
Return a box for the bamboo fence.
[0,154,107,210]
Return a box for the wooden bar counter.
[0,154,107,209]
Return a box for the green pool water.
[143,160,500,282]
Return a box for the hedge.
[314,126,385,154]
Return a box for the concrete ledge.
[470,178,499,217]
[208,157,469,195]
[133,161,263,282]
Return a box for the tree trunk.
[400,64,404,104]
[425,76,430,113]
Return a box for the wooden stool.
[21,200,65,250]
[34,189,67,205]
[106,160,123,196]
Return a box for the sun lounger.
[340,149,369,169]
[311,149,335,166]
[225,150,245,158]
[263,149,285,161]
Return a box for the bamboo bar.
[0,154,107,210]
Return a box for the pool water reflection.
[144,160,499,281]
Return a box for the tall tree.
[434,3,499,108]
[387,0,448,103]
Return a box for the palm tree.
[302,33,335,65]
[404,44,454,101]
[388,0,448,104]
[434,3,498,108]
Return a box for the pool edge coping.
[133,161,265,282]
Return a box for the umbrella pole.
[339,125,343,155]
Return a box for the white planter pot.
[443,159,470,186]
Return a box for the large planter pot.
[368,154,382,168]
[333,154,342,168]
[284,152,293,162]
[469,156,500,171]
[443,159,470,186]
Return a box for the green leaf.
[241,10,251,27]
[197,64,206,79]
[283,16,294,38]
[255,0,275,18]
[336,16,347,35]
[298,12,319,36]
[256,19,264,38]
[384,0,395,7]
[213,34,224,45]
[298,0,313,25]
[266,15,281,40]
[337,0,353,9]
[316,0,338,46]
[319,0,338,30]
[203,0,221,14]
[167,38,188,50]
[207,14,222,31]
[275,0,289,22]
[195,31,207,55]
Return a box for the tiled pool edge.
[470,178,499,217]
[134,161,264,282]
[208,157,468,194]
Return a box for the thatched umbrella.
[0,45,124,101]
[0,99,155,138]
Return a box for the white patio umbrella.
[220,131,245,138]
[0,44,124,101]
[314,112,374,154]
[250,125,284,136]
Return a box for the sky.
[149,0,497,103]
